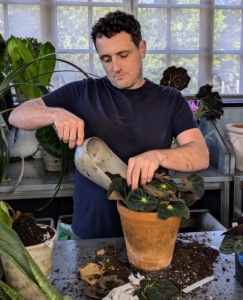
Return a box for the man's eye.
[120,54,128,58]
[103,58,111,63]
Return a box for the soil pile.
[81,235,220,299]
[12,213,55,247]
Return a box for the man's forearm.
[155,142,209,172]
[9,99,57,130]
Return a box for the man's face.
[95,31,146,90]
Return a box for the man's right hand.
[9,97,85,149]
[53,110,85,148]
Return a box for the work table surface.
[51,231,243,300]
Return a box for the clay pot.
[117,201,182,271]
[226,123,243,171]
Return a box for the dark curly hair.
[91,10,142,49]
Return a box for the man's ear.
[139,40,146,58]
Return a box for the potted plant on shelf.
[0,46,89,207]
[107,170,204,271]
[219,215,243,286]
[0,34,56,160]
[35,125,75,172]
[0,219,73,300]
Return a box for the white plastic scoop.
[74,137,127,190]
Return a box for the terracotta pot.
[226,123,243,171]
[117,201,182,271]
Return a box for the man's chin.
[111,80,132,90]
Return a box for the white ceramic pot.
[226,123,243,171]
[39,146,62,171]
[7,127,39,158]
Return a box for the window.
[1,0,243,101]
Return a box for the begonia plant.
[107,171,204,220]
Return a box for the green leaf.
[25,251,63,300]
[150,178,177,193]
[157,201,190,220]
[234,239,243,255]
[182,193,199,207]
[0,126,5,182]
[142,184,173,199]
[107,178,130,200]
[0,221,38,284]
[219,235,239,254]
[185,173,204,199]
[0,281,27,300]
[35,125,74,159]
[7,35,40,99]
[126,188,158,212]
[35,139,69,211]
[139,279,178,300]
[37,42,56,87]
[0,221,63,299]
[0,201,12,227]
[193,101,205,121]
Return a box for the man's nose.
[112,58,122,72]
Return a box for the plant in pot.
[0,34,56,161]
[219,215,243,286]
[159,66,224,122]
[107,170,204,272]
[0,219,73,300]
[0,200,56,282]
[35,125,75,172]
[0,45,89,206]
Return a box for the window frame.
[1,0,243,103]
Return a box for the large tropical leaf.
[195,84,224,120]
[7,35,40,99]
[0,221,66,300]
[37,42,56,87]
[160,66,191,91]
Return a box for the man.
[9,10,209,239]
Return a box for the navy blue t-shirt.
[42,77,198,238]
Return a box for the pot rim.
[117,200,182,222]
[26,225,57,250]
